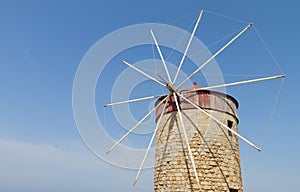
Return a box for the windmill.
[103,10,285,191]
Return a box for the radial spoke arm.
[150,30,172,82]
[104,94,167,107]
[177,91,261,151]
[182,74,285,94]
[173,9,204,84]
[155,72,168,84]
[106,96,168,154]
[133,95,170,186]
[173,92,201,189]
[122,60,165,87]
[176,23,253,89]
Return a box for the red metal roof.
[155,82,239,122]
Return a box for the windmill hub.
[165,83,177,93]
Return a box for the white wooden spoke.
[106,96,168,154]
[181,74,285,94]
[177,91,261,151]
[176,23,253,89]
[173,9,204,84]
[150,30,172,82]
[173,92,201,190]
[133,95,170,186]
[122,60,165,87]
[104,94,167,107]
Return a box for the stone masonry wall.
[154,109,242,192]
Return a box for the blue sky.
[0,1,299,191]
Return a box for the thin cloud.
[0,138,153,192]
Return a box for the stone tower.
[154,83,243,192]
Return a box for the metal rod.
[177,91,261,151]
[150,30,172,82]
[104,94,166,107]
[133,96,170,186]
[122,60,165,87]
[106,96,168,154]
[173,92,201,189]
[173,9,204,85]
[182,75,285,94]
[176,23,253,89]
[155,72,168,84]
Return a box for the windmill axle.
[166,82,177,93]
